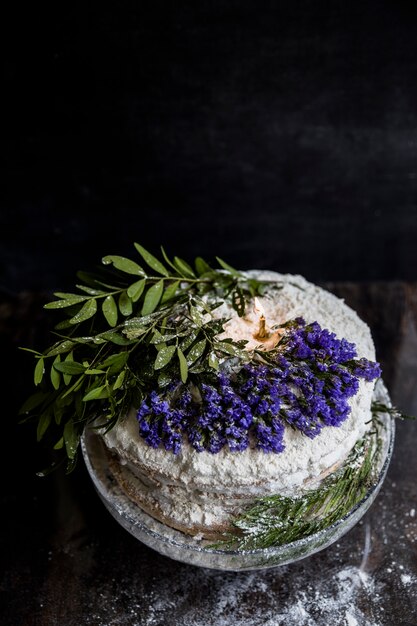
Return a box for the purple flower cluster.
[137,374,253,454]
[137,391,184,454]
[136,318,381,455]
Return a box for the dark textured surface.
[1,282,417,625]
[2,3,417,290]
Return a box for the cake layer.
[102,272,376,535]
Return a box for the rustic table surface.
[1,282,417,626]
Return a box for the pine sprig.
[213,421,381,550]
[20,245,274,472]
[371,400,415,421]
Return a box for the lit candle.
[253,297,269,340]
[252,297,282,350]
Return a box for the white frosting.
[103,272,376,530]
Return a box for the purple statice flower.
[254,418,285,453]
[352,358,382,382]
[137,390,183,454]
[193,378,252,453]
[135,317,381,455]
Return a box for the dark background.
[2,2,417,293]
[2,5,417,624]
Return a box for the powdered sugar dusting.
[79,562,393,626]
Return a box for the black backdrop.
[2,2,417,291]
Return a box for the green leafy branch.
[20,244,273,472]
[213,421,381,550]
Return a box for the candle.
[252,297,282,350]
[253,297,269,340]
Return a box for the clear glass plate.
[81,380,395,571]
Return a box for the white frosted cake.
[102,272,378,539]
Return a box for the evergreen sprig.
[213,419,382,550]
[20,244,274,472]
[371,401,415,421]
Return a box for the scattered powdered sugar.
[401,574,412,585]
[104,557,415,626]
[100,564,382,626]
[345,612,359,626]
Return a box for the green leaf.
[216,256,241,277]
[54,292,89,302]
[44,294,88,309]
[195,256,212,276]
[180,329,200,352]
[160,246,179,272]
[19,392,47,415]
[102,295,118,327]
[123,311,163,329]
[121,327,148,340]
[189,305,205,326]
[82,385,108,401]
[50,355,61,390]
[208,351,219,370]
[76,284,106,296]
[46,340,75,358]
[216,341,243,357]
[53,437,64,450]
[64,420,79,459]
[101,352,129,374]
[76,271,119,290]
[36,460,65,477]
[186,338,207,365]
[154,344,176,370]
[19,347,43,357]
[102,255,145,276]
[161,280,180,304]
[54,319,74,330]
[177,347,188,383]
[74,392,83,417]
[65,456,78,474]
[127,279,146,302]
[61,374,85,399]
[34,358,45,386]
[157,371,172,388]
[119,291,133,316]
[53,402,64,425]
[134,243,169,276]
[173,256,196,278]
[113,370,125,390]
[53,361,86,375]
[232,286,245,317]
[69,299,97,325]
[142,280,164,315]
[63,351,74,385]
[150,330,181,345]
[191,295,213,315]
[99,331,133,345]
[150,329,164,344]
[37,412,52,441]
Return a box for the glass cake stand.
[81,380,395,571]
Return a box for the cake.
[101,271,379,540]
[23,245,384,551]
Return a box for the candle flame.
[254,297,265,317]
